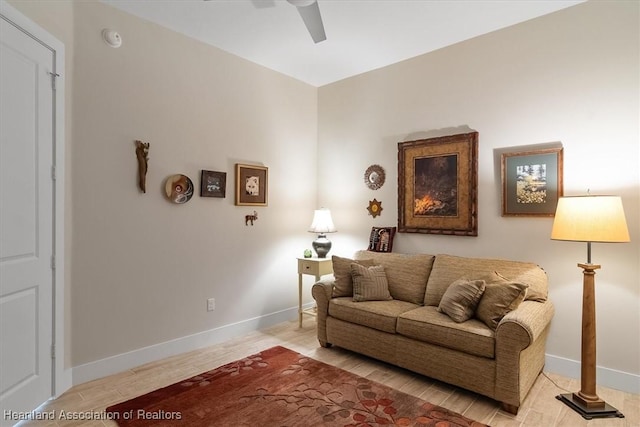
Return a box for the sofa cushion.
[331,255,375,297]
[437,278,486,323]
[329,298,420,334]
[351,263,393,302]
[424,254,548,306]
[475,274,528,330]
[354,250,435,305]
[397,306,495,358]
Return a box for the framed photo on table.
[235,163,268,206]
[501,147,563,216]
[398,132,478,236]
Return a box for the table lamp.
[550,195,630,420]
[308,208,336,258]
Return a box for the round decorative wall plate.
[364,164,385,190]
[164,174,194,204]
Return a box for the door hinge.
[50,255,56,270]
[51,344,56,359]
[51,165,56,181]
[48,71,59,90]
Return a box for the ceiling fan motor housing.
[287,0,316,7]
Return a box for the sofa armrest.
[498,299,555,345]
[312,279,334,346]
[495,299,555,407]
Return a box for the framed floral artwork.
[501,147,563,216]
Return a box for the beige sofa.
[311,250,555,414]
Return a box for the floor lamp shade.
[550,195,629,420]
[551,195,630,244]
[308,208,336,258]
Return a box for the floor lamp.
[550,195,630,420]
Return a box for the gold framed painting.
[501,147,563,217]
[235,163,268,206]
[398,132,478,236]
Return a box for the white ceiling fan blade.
[294,1,326,43]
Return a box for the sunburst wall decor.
[367,199,383,218]
[364,164,385,190]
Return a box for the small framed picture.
[501,147,563,216]
[368,226,396,253]
[235,163,268,206]
[200,170,226,198]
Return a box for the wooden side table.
[297,257,333,327]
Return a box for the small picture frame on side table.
[501,147,563,216]
[200,170,226,198]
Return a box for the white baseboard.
[72,305,306,386]
[545,354,640,394]
[54,369,73,398]
[71,309,639,396]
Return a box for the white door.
[0,10,55,422]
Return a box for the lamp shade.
[308,208,336,233]
[551,195,630,243]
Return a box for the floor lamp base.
[556,393,624,420]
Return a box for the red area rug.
[106,346,487,426]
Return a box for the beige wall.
[69,1,318,366]
[319,0,639,379]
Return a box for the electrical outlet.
[207,298,215,312]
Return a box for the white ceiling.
[102,0,584,87]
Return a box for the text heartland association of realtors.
[3,409,182,422]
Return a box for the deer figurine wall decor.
[245,211,258,226]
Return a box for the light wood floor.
[20,319,639,427]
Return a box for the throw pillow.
[331,256,375,297]
[475,277,529,330]
[351,263,393,302]
[355,250,435,305]
[437,278,486,323]
[367,227,396,252]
